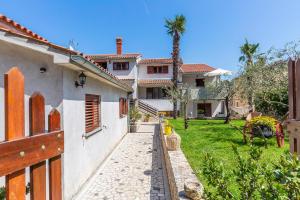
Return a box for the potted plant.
[129,106,141,132]
[164,120,172,135]
[144,113,151,122]
[249,116,277,138]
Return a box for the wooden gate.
[287,59,300,155]
[0,67,64,200]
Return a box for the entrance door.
[197,103,212,117]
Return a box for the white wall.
[106,59,138,98]
[181,73,216,87]
[0,40,129,199]
[106,59,137,79]
[62,68,128,199]
[138,64,173,80]
[0,41,64,194]
[187,100,224,118]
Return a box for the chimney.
[116,37,122,55]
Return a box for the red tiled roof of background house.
[0,14,48,42]
[88,53,141,60]
[180,64,215,73]
[139,58,173,65]
[138,79,173,87]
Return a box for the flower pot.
[164,124,172,135]
[130,123,137,133]
[253,125,273,138]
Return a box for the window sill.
[83,127,102,139]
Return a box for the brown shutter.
[163,66,168,73]
[119,98,124,117]
[85,94,100,133]
[147,66,154,74]
[124,99,128,114]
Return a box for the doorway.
[197,103,212,117]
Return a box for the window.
[119,98,128,118]
[196,79,205,87]
[97,62,107,69]
[113,62,129,70]
[146,87,168,99]
[147,66,168,74]
[85,94,100,133]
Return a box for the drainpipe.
[127,91,133,132]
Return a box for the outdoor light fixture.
[75,72,87,88]
[40,67,47,73]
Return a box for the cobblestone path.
[74,123,170,200]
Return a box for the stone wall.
[159,122,204,200]
[159,122,180,200]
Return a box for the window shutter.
[147,66,154,74]
[85,94,100,133]
[119,98,123,117]
[125,99,128,114]
[163,66,168,73]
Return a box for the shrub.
[0,186,5,200]
[202,145,300,199]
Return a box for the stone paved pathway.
[74,123,170,200]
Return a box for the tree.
[237,41,300,118]
[239,39,260,111]
[165,84,192,129]
[207,77,236,124]
[165,14,186,119]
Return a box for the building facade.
[0,15,131,199]
[89,38,226,118]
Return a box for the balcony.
[190,88,223,100]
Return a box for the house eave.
[70,55,133,93]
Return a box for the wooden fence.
[0,67,64,200]
[287,59,300,155]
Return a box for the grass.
[168,118,289,196]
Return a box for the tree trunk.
[184,103,188,129]
[224,96,230,124]
[172,31,180,119]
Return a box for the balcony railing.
[190,88,223,100]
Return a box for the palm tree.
[239,39,259,67]
[239,39,259,111]
[165,14,186,119]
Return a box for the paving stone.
[74,123,170,200]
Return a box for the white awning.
[205,68,232,76]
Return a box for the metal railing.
[137,100,158,117]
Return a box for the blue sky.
[1,0,300,71]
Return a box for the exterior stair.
[137,100,158,118]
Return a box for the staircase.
[137,100,158,118]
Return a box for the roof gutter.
[70,55,133,92]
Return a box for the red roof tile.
[138,79,173,87]
[88,54,141,60]
[139,58,173,65]
[180,64,215,73]
[0,14,48,42]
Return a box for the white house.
[0,15,132,199]
[180,64,226,118]
[88,38,226,118]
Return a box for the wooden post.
[5,67,26,200]
[288,59,300,155]
[48,109,62,200]
[29,92,46,200]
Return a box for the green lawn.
[169,118,289,195]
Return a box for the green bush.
[202,145,300,199]
[0,186,5,200]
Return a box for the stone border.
[159,122,203,200]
